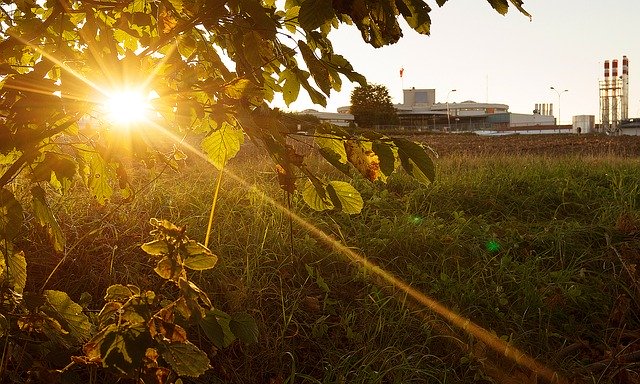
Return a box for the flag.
[399,68,404,78]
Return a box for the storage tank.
[572,115,595,134]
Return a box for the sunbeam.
[4,18,564,383]
[138,118,567,384]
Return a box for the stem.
[204,166,224,248]
[287,190,294,261]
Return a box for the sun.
[102,88,154,127]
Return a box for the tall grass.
[22,142,640,383]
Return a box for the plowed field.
[407,133,640,157]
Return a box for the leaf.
[97,302,122,325]
[397,0,432,35]
[155,256,184,281]
[393,138,435,185]
[79,150,114,205]
[344,140,382,182]
[141,240,169,256]
[84,323,149,374]
[299,0,335,31]
[199,309,235,348]
[302,180,333,212]
[485,0,509,15]
[281,69,301,106]
[31,186,65,252]
[315,133,351,176]
[372,140,396,179]
[201,122,244,170]
[0,248,27,294]
[43,290,92,343]
[327,181,363,214]
[149,318,188,343]
[105,284,138,301]
[159,340,211,377]
[229,312,258,344]
[182,241,218,271]
[0,188,23,241]
[299,41,331,95]
[30,152,77,190]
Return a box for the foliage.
[350,83,399,128]
[0,218,256,382]
[0,0,530,381]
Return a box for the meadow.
[22,133,640,383]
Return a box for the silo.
[572,115,595,134]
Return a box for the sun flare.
[103,89,154,127]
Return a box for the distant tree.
[350,84,400,128]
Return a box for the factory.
[599,56,633,135]
[302,55,637,135]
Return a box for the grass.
[19,138,640,383]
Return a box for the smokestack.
[612,59,619,128]
[622,56,629,120]
[623,56,629,75]
[604,60,610,78]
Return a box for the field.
[20,133,640,383]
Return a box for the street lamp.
[550,86,568,125]
[446,89,457,130]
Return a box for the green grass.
[21,144,640,383]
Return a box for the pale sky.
[275,0,640,124]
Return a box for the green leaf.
[201,122,244,170]
[199,309,235,348]
[326,181,363,214]
[397,0,432,35]
[299,0,335,31]
[141,240,169,256]
[84,323,149,375]
[281,69,301,106]
[0,248,27,294]
[0,189,23,241]
[31,186,65,253]
[302,180,333,212]
[113,28,139,51]
[299,41,331,95]
[485,0,509,15]
[229,312,258,344]
[79,150,114,205]
[182,241,218,271]
[105,284,139,301]
[43,290,92,343]
[159,340,211,377]
[372,141,396,178]
[393,138,436,185]
[155,256,184,280]
[315,133,351,176]
[30,152,77,190]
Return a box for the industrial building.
[304,87,555,132]
[599,56,632,135]
[302,55,637,135]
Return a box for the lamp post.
[446,89,457,130]
[550,86,568,125]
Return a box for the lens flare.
[486,240,501,253]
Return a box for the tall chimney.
[622,56,629,120]
[612,59,619,128]
[603,60,610,129]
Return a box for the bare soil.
[405,132,640,157]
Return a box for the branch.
[0,114,82,189]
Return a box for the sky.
[274,0,640,125]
